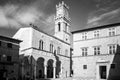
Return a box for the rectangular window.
[7,43,12,48]
[109,45,116,54]
[99,66,107,79]
[94,30,99,38]
[0,41,1,46]
[111,64,115,69]
[83,65,87,69]
[109,28,115,36]
[82,48,88,56]
[94,46,100,55]
[0,55,1,61]
[7,56,12,62]
[82,32,87,40]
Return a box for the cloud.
[35,14,55,35]
[87,0,120,27]
[0,0,55,31]
[88,8,120,24]
[16,6,44,25]
[0,5,21,28]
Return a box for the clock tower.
[54,1,71,44]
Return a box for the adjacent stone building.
[13,1,72,80]
[0,35,21,80]
[72,23,120,80]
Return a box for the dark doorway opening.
[37,57,45,79]
[0,68,7,80]
[39,70,43,78]
[99,66,107,79]
[47,66,53,78]
[47,59,54,78]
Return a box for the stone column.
[44,61,47,78]
[53,66,56,78]
[53,62,56,78]
[60,64,63,78]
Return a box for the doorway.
[99,66,107,79]
[0,68,7,80]
[39,70,43,78]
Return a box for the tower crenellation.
[56,1,69,10]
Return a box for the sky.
[0,0,120,37]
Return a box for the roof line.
[31,26,70,45]
[72,22,120,34]
[0,35,22,43]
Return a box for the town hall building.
[13,1,72,80]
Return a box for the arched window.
[39,40,43,50]
[57,47,60,54]
[50,44,54,53]
[58,22,61,31]
[65,49,68,56]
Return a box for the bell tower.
[54,1,71,44]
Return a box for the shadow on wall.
[70,48,73,77]
[19,55,35,80]
[54,50,61,78]
[108,44,120,80]
[19,55,53,80]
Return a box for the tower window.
[58,22,61,31]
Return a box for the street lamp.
[2,54,6,58]
[1,54,7,80]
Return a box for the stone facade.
[0,35,21,80]
[13,1,72,80]
[72,23,120,80]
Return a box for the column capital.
[44,61,47,67]
[53,65,56,78]
[53,61,56,67]
[44,64,47,78]
[44,64,47,67]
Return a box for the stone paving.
[38,77,96,80]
